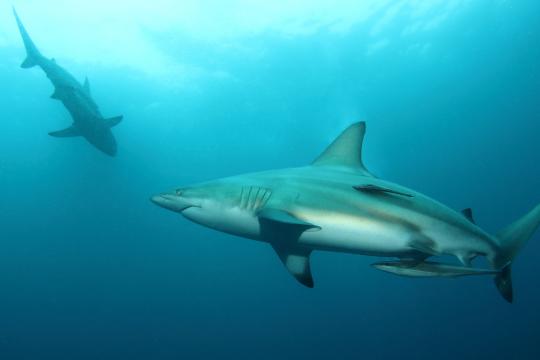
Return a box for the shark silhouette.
[13,8,122,156]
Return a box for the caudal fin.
[494,264,513,303]
[13,7,43,68]
[493,203,540,303]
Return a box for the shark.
[371,260,499,278]
[151,122,540,303]
[13,8,123,156]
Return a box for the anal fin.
[456,251,477,267]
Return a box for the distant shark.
[151,124,539,304]
[13,8,122,156]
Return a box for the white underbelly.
[297,212,412,256]
[183,207,261,239]
[188,206,420,257]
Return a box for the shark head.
[151,187,204,214]
[151,179,261,236]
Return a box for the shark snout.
[150,193,198,213]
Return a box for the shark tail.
[492,203,540,303]
[13,7,43,68]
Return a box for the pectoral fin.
[258,208,320,230]
[258,208,319,288]
[104,116,123,128]
[21,57,37,68]
[48,125,81,138]
[271,244,314,288]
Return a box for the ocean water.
[1,1,540,359]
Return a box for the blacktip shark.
[13,8,122,156]
[151,122,540,303]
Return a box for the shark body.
[13,9,122,156]
[152,122,540,303]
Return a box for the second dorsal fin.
[312,122,373,176]
[461,208,475,224]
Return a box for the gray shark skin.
[13,8,122,156]
[152,122,540,303]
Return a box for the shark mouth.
[150,194,200,213]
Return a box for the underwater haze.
[1,0,540,359]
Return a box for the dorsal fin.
[83,77,91,95]
[312,122,373,176]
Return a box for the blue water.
[1,1,540,359]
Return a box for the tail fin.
[494,204,540,303]
[494,264,512,303]
[13,7,43,68]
